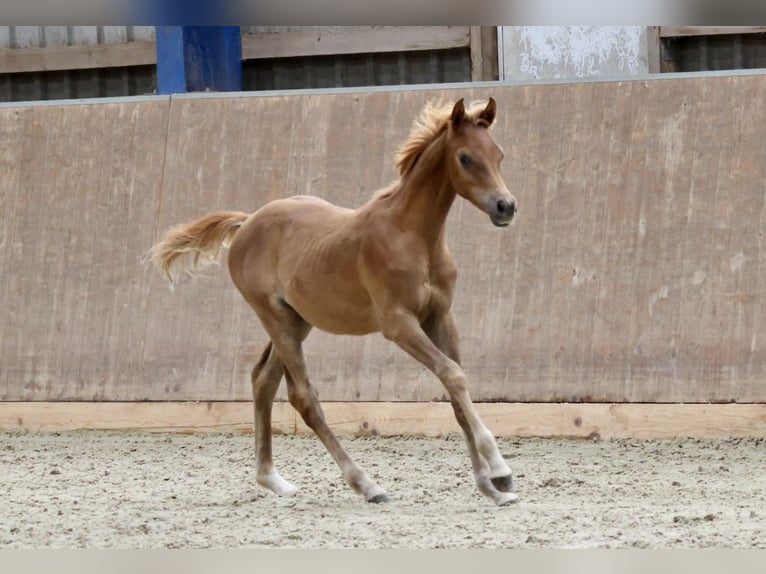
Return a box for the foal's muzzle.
[489,197,518,227]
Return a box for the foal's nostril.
[496,199,516,218]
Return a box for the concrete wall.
[499,26,649,80]
[1,72,765,403]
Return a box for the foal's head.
[445,98,517,227]
[396,97,518,227]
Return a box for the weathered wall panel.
[243,49,470,91]
[0,99,170,401]
[499,26,648,80]
[1,74,765,402]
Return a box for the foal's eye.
[459,154,472,168]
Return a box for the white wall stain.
[501,26,646,81]
[692,270,707,285]
[572,266,597,287]
[648,284,669,318]
[638,216,646,238]
[730,251,747,273]
[660,113,686,177]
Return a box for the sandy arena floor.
[1,431,764,549]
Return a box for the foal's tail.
[150,211,249,283]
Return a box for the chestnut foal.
[152,97,519,505]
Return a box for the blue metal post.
[155,27,186,94]
[156,26,242,94]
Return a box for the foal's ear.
[478,97,497,127]
[450,98,466,127]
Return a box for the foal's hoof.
[496,492,519,506]
[367,493,390,504]
[256,472,298,497]
[491,474,514,493]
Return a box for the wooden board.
[151,77,766,403]
[1,74,766,403]
[659,27,766,38]
[0,100,170,401]
[0,41,156,74]
[469,27,499,82]
[241,26,470,60]
[2,402,765,439]
[0,27,471,74]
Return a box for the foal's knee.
[436,361,468,395]
[252,364,278,404]
[251,344,273,380]
[251,345,275,396]
[252,370,268,404]
[287,383,322,424]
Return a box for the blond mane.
[393,99,493,176]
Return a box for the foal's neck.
[389,136,455,246]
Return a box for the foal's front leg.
[385,310,517,506]
[423,311,515,494]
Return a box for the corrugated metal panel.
[662,33,766,72]
[0,26,157,102]
[244,48,471,90]
[0,50,470,102]
[0,67,157,102]
[0,26,155,48]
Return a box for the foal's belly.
[284,284,380,336]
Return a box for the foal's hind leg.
[256,300,388,503]
[251,341,297,497]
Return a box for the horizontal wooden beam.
[2,402,765,439]
[241,26,470,60]
[659,26,766,38]
[0,41,157,74]
[0,27,471,75]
